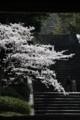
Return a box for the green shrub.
[0,111,27,116]
[9,82,30,102]
[1,87,26,101]
[0,96,32,114]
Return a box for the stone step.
[33,92,80,95]
[35,103,80,107]
[34,113,80,116]
[34,92,80,94]
[34,94,79,97]
[34,100,80,104]
[34,107,80,110]
[34,98,80,101]
[33,92,80,115]
[33,95,80,98]
[33,93,80,99]
[34,104,80,110]
[35,110,80,114]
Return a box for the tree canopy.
[52,13,80,34]
[0,13,50,33]
[0,23,75,95]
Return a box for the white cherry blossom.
[0,23,74,95]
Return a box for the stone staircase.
[31,34,80,119]
[33,92,80,115]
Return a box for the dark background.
[0,1,79,12]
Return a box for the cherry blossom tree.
[0,23,74,95]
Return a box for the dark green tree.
[0,13,50,33]
[57,13,80,34]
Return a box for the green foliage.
[57,13,80,34]
[53,16,62,34]
[0,111,27,116]
[1,87,26,101]
[42,23,46,27]
[52,13,80,34]
[53,26,62,34]
[0,96,32,114]
[9,81,30,102]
